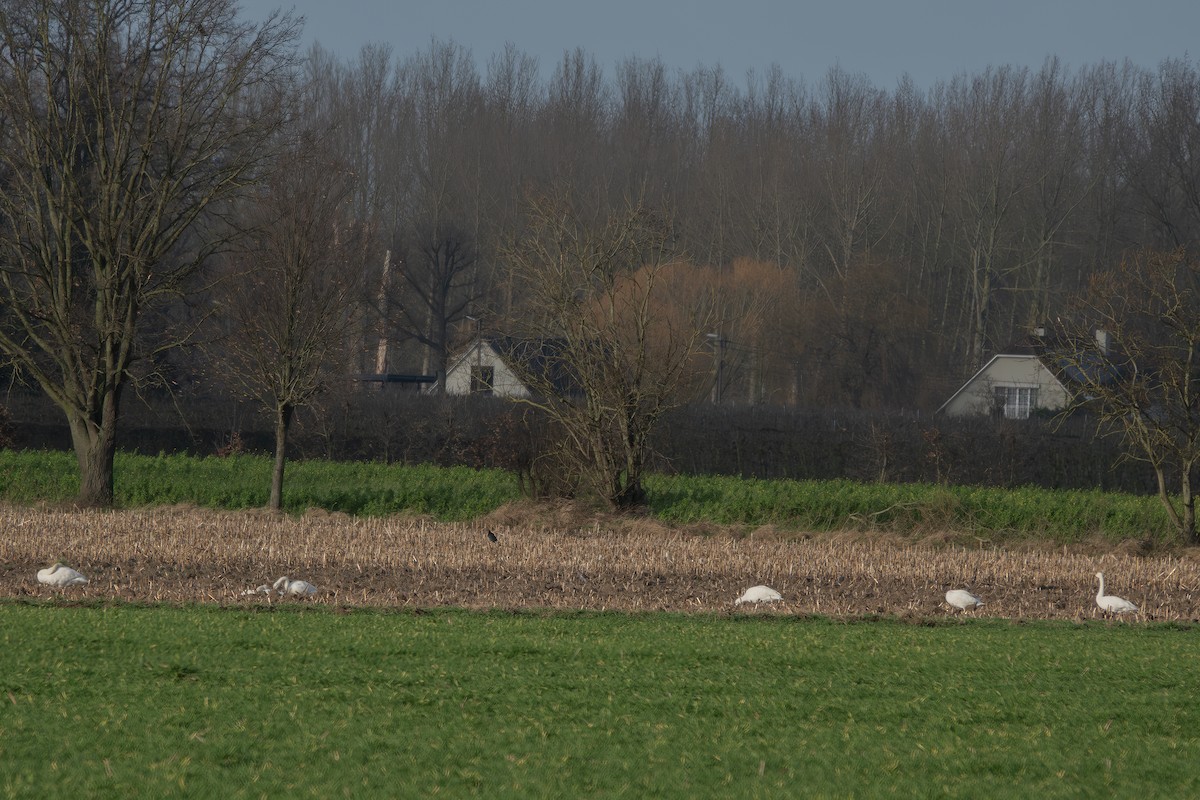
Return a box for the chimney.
[1094,329,1110,355]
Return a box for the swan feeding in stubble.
[36,562,88,587]
[1095,572,1137,615]
[945,589,983,612]
[273,576,318,597]
[735,585,783,605]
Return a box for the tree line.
[306,42,1200,411]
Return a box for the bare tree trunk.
[68,411,118,508]
[1162,462,1198,545]
[269,404,294,511]
[1182,469,1196,545]
[969,252,992,368]
[616,430,648,508]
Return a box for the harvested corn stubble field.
[3,502,1200,621]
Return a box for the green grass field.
[0,449,1174,543]
[2,603,1198,798]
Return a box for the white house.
[435,337,533,398]
[938,328,1112,419]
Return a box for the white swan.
[240,584,273,596]
[274,576,318,597]
[1095,572,1137,614]
[945,588,983,611]
[37,562,88,587]
[735,585,783,605]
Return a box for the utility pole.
[373,249,393,389]
[707,333,726,405]
[466,314,483,394]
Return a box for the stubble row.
[2,504,1196,621]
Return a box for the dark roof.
[354,373,437,384]
[1004,329,1126,388]
[472,335,583,396]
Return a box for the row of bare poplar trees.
[296,42,1200,410]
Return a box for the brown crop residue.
[3,502,1199,621]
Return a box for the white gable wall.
[440,341,532,398]
[939,355,1071,417]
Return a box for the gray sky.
[238,0,1198,88]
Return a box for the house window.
[470,365,494,396]
[994,386,1037,419]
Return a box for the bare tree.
[394,221,481,388]
[677,64,738,267]
[941,66,1037,370]
[479,44,542,319]
[387,40,486,387]
[0,0,299,506]
[811,65,891,285]
[214,136,364,511]
[502,191,714,508]
[540,48,612,188]
[737,64,812,274]
[303,44,408,377]
[1118,59,1200,250]
[799,260,927,409]
[1012,58,1093,328]
[1060,248,1200,543]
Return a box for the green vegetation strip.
[0,449,1172,541]
[1,604,1197,798]
[648,474,1171,542]
[0,450,518,521]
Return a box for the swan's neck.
[1097,575,1105,598]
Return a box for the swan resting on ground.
[945,588,984,611]
[241,584,273,596]
[274,576,318,597]
[1095,572,1137,615]
[735,585,783,605]
[37,562,88,587]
